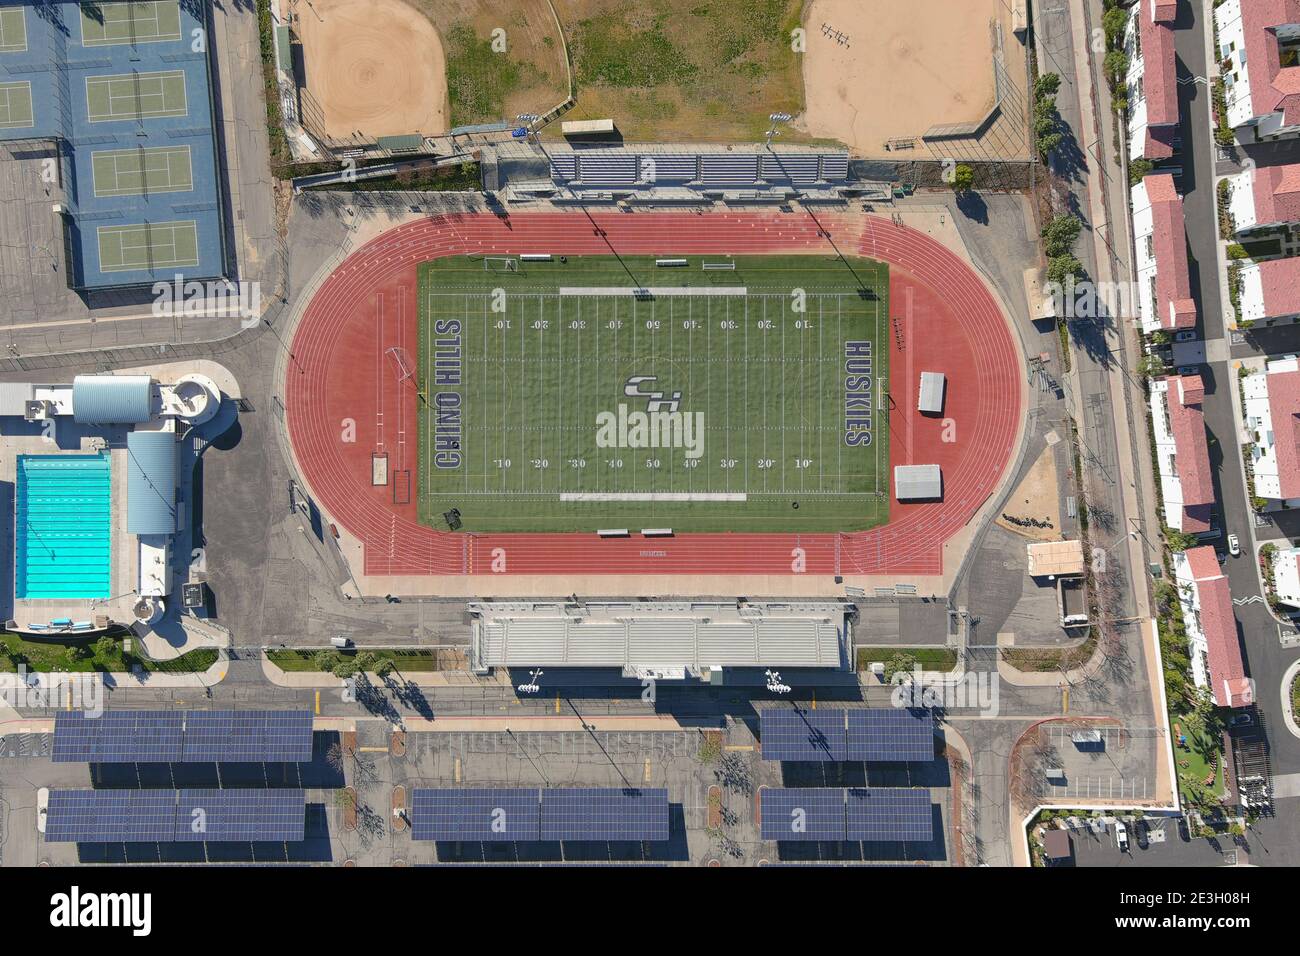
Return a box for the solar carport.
[52,710,315,763]
[44,788,306,843]
[411,787,670,842]
[759,788,932,843]
[759,708,936,762]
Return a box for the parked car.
[1217,551,1227,565]
[1229,712,1255,728]
[1115,821,1130,852]
[1177,365,1200,376]
[1175,330,1197,342]
[1228,533,1241,557]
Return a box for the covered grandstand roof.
[72,375,153,424]
[126,429,177,535]
[471,610,846,672]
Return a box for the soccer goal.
[386,346,415,383]
[483,256,519,273]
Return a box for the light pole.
[517,668,543,694]
[765,112,792,147]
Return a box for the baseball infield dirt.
[292,0,448,140]
[799,0,1019,157]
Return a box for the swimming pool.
[15,454,112,600]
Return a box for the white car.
[1228,534,1241,557]
[1115,821,1130,852]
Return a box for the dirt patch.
[799,0,1023,156]
[552,0,805,142]
[996,444,1063,542]
[292,0,448,139]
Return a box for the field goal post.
[483,256,519,273]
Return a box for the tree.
[1037,131,1065,156]
[1128,157,1153,186]
[1046,254,1082,285]
[1103,51,1129,89]
[1163,527,1199,552]
[314,649,340,673]
[93,636,117,659]
[1035,73,1061,98]
[1102,6,1128,47]
[354,651,381,674]
[951,163,974,193]
[1041,214,1082,257]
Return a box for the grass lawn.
[556,0,807,143]
[856,647,957,672]
[267,648,464,672]
[0,632,218,674]
[416,253,890,532]
[1001,629,1098,672]
[1172,720,1222,797]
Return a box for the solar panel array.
[760,788,847,841]
[51,711,183,763]
[845,788,933,842]
[760,708,935,763]
[759,709,847,761]
[761,788,934,843]
[846,709,935,762]
[183,710,315,762]
[44,789,306,843]
[411,788,542,842]
[540,788,669,841]
[52,710,314,763]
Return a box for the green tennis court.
[92,146,193,197]
[97,220,199,272]
[80,1,182,47]
[0,81,33,129]
[0,7,28,53]
[85,70,187,122]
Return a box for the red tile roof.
[1138,0,1179,136]
[1143,175,1197,330]
[1249,163,1300,226]
[1184,546,1253,708]
[1242,0,1300,127]
[1153,0,1178,23]
[1256,256,1300,319]
[1165,375,1213,533]
[1266,368,1300,499]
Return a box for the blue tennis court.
[15,454,112,599]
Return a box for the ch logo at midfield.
[623,375,681,413]
[597,375,703,459]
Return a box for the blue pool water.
[15,454,112,600]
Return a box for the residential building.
[1271,545,1300,608]
[1150,375,1214,534]
[1131,174,1197,333]
[1242,356,1300,505]
[1215,0,1300,141]
[1225,162,1300,232]
[1172,547,1253,708]
[1125,0,1180,161]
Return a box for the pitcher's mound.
[294,0,447,140]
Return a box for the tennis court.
[0,81,33,128]
[92,145,193,197]
[80,1,182,47]
[0,7,28,53]
[85,70,187,122]
[97,220,199,272]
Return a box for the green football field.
[416,254,890,532]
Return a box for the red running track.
[285,212,1023,577]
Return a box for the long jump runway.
[285,212,1023,577]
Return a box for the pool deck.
[2,433,137,632]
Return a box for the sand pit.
[799,0,1025,158]
[292,0,447,140]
